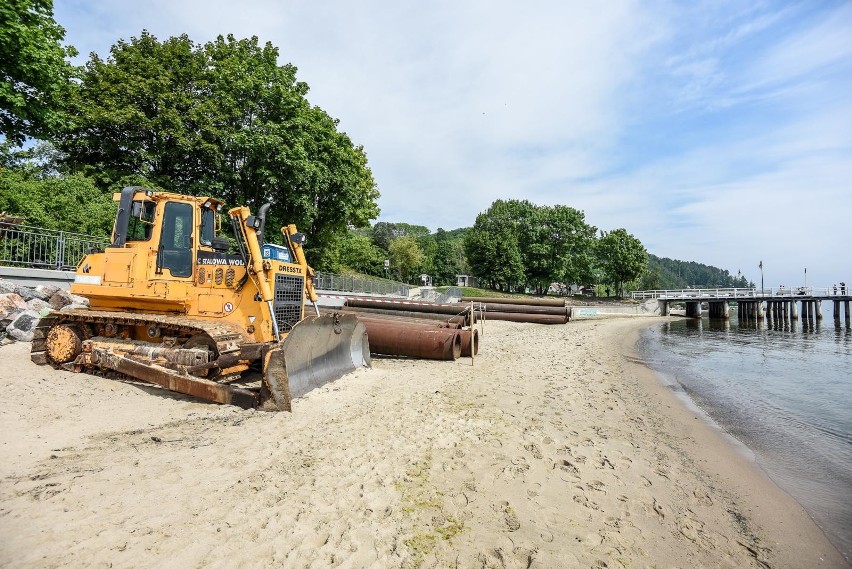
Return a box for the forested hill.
[644,254,752,290]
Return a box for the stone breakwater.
[0,279,89,344]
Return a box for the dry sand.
[0,317,846,568]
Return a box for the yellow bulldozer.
[30,187,370,411]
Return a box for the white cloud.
[53,0,851,285]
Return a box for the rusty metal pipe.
[361,321,461,360]
[324,307,461,327]
[346,298,470,317]
[459,328,479,357]
[483,312,568,324]
[338,305,474,325]
[464,296,566,307]
[479,302,569,316]
[353,315,462,330]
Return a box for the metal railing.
[313,271,409,298]
[631,287,837,300]
[438,286,462,303]
[0,222,110,270]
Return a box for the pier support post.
[757,301,765,319]
[686,301,702,318]
[659,300,669,316]
[791,300,799,320]
[708,301,729,320]
[845,301,850,326]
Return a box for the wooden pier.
[631,287,852,326]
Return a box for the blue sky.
[53,0,852,287]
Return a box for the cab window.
[158,202,193,277]
[127,201,156,241]
[200,207,215,247]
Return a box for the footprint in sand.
[555,459,580,477]
[596,456,615,470]
[494,501,521,532]
[692,488,714,507]
[573,492,600,511]
[523,442,543,459]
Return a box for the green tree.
[464,200,527,291]
[0,168,115,234]
[464,199,597,294]
[638,266,661,291]
[644,254,752,289]
[432,228,468,286]
[54,31,379,270]
[596,228,648,297]
[332,231,387,276]
[56,32,214,192]
[371,221,430,250]
[519,204,597,294]
[388,235,424,283]
[0,0,76,144]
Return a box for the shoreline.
[617,318,848,568]
[0,318,847,567]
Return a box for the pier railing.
[631,287,836,300]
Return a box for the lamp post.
[759,261,764,295]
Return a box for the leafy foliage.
[596,228,648,297]
[371,221,431,250]
[431,228,469,286]
[331,231,387,276]
[53,31,379,269]
[0,167,115,234]
[388,235,425,282]
[645,254,752,289]
[0,0,76,144]
[464,199,598,293]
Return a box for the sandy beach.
[0,317,846,568]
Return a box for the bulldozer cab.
[112,187,226,281]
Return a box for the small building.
[420,274,433,287]
[456,274,478,288]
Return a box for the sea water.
[636,312,852,561]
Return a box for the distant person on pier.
[833,284,838,295]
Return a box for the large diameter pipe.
[484,312,568,324]
[464,296,566,307]
[459,328,479,357]
[346,298,469,316]
[353,315,462,330]
[480,302,568,316]
[341,305,474,325]
[363,321,462,360]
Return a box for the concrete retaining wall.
[0,267,76,290]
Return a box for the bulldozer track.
[29,309,262,409]
[30,309,251,366]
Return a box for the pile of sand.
[0,318,845,568]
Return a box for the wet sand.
[0,317,846,568]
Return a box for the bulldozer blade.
[263,313,370,411]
